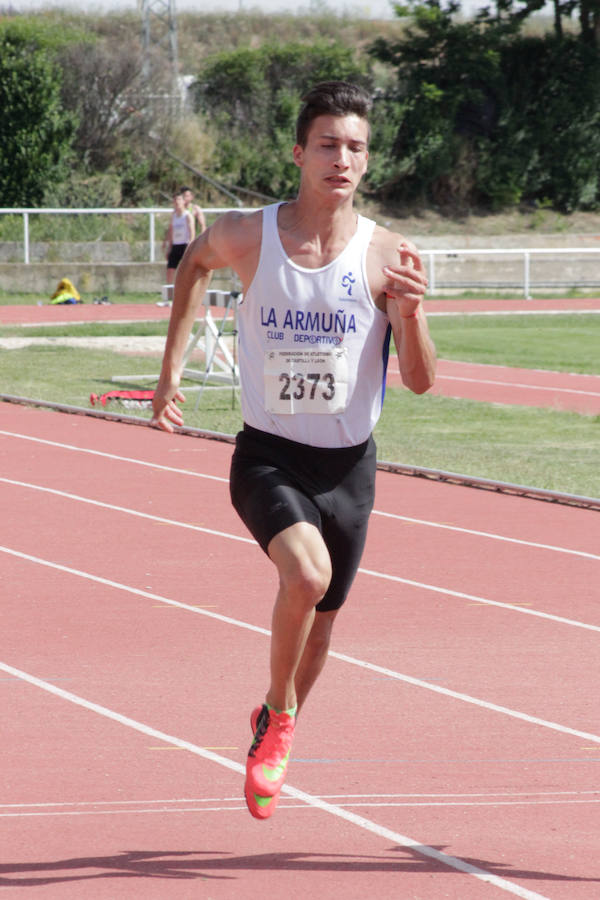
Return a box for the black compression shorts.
[167,243,187,269]
[229,424,377,612]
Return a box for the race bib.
[264,348,349,415]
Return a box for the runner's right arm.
[151,211,256,432]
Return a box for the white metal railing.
[424,247,600,299]
[2,208,600,298]
[0,207,239,265]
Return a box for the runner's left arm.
[383,244,436,395]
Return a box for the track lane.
[1,404,599,898]
[1,553,592,900]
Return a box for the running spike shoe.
[250,704,266,736]
[244,782,282,820]
[245,705,296,799]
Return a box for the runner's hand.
[383,245,428,319]
[151,386,185,433]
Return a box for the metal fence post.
[23,212,29,265]
[149,212,155,263]
[524,251,531,299]
[428,252,436,295]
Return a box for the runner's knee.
[279,554,332,609]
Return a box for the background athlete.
[151,81,436,820]
[163,191,195,294]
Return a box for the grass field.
[1,309,598,499]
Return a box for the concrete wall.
[0,261,238,296]
[1,235,600,295]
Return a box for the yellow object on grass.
[50,277,81,305]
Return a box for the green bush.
[369,5,600,212]
[194,40,370,198]
[497,36,600,211]
[0,28,76,205]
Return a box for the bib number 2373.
[264,348,349,415]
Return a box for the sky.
[4,0,557,27]
[3,0,490,22]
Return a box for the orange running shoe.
[244,782,282,820]
[250,704,264,736]
[245,704,296,805]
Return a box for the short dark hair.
[296,81,371,147]
[180,185,192,194]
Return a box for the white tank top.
[238,202,391,448]
[171,211,191,245]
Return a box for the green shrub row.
[1,9,600,213]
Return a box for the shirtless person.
[181,186,207,235]
[151,81,436,820]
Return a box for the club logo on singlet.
[341,272,356,297]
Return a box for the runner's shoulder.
[369,222,417,258]
[208,209,261,255]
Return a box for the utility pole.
[140,0,180,115]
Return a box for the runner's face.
[293,114,369,198]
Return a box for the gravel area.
[0,336,167,354]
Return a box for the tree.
[194,41,369,199]
[368,1,507,206]
[58,39,174,172]
[368,0,600,210]
[0,31,76,206]
[478,0,600,46]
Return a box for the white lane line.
[434,374,599,398]
[326,799,600,809]
[320,791,600,799]
[4,789,598,809]
[426,310,600,317]
[434,375,600,398]
[0,430,229,483]
[0,806,248,818]
[0,477,254,545]
[358,567,600,633]
[386,364,600,398]
[2,478,598,633]
[2,544,600,748]
[2,799,599,819]
[0,659,550,900]
[1,429,595,561]
[371,510,600,562]
[0,797,243,809]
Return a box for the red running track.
[2,300,599,414]
[386,359,600,415]
[1,402,599,899]
[1,297,599,327]
[0,303,173,326]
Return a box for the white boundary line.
[427,310,600,316]
[2,543,600,747]
[434,374,600,398]
[2,476,599,634]
[0,658,550,900]
[386,363,600,398]
[386,367,600,399]
[370,509,600,562]
[2,799,599,819]
[358,567,600,633]
[0,477,254,545]
[0,430,229,483]
[3,789,599,810]
[0,430,596,560]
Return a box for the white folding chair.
[111,288,240,406]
